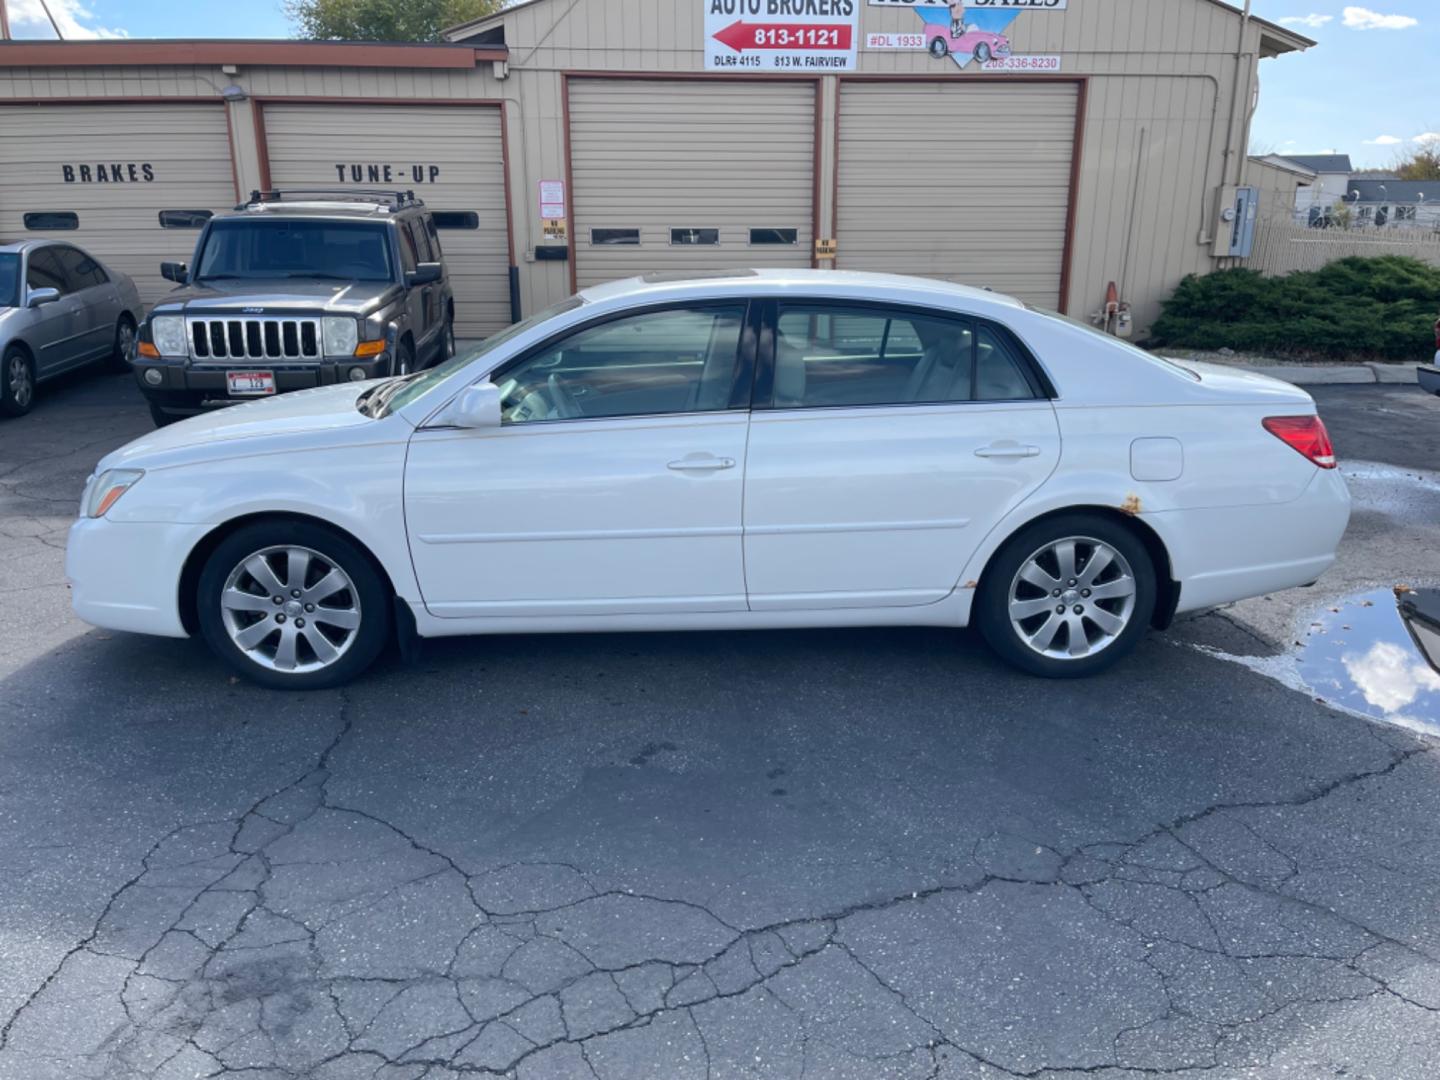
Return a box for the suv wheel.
[976,513,1156,679]
[107,316,137,373]
[1,346,35,418]
[197,521,390,690]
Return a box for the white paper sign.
[538,179,566,221]
[705,1,861,72]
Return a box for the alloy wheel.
[8,355,32,410]
[219,545,362,673]
[1007,536,1137,660]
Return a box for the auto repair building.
[0,0,1311,338]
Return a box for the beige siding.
[261,102,511,337]
[1245,157,1308,224]
[0,102,236,309]
[836,82,1077,308]
[568,79,814,289]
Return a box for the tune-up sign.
[705,1,860,71]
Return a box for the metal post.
[0,0,11,42]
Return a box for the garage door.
[0,103,237,309]
[569,79,815,289]
[261,103,510,338]
[836,83,1078,308]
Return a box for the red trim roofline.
[0,40,506,69]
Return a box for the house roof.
[1344,180,1439,204]
[1277,154,1353,174]
[0,39,507,69]
[1255,155,1318,179]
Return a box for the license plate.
[226,370,276,396]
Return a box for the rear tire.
[976,513,1156,679]
[107,315,137,373]
[196,520,390,690]
[1,346,35,418]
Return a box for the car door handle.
[975,444,1041,459]
[668,457,736,472]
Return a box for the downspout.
[1221,0,1253,191]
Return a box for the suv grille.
[188,317,322,361]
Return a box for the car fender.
[111,442,423,603]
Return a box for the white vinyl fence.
[1245,218,1440,276]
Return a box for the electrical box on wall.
[1212,185,1259,259]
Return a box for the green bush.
[1150,256,1440,361]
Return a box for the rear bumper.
[135,355,392,415]
[66,517,211,638]
[1154,467,1352,615]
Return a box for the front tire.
[107,315,137,373]
[975,42,993,64]
[196,521,391,690]
[929,37,949,59]
[976,513,1156,679]
[1,346,35,418]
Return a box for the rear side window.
[975,326,1036,401]
[56,246,108,289]
[407,219,433,263]
[424,215,444,256]
[397,222,419,272]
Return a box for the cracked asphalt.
[2,370,1439,1080]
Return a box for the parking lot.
[1,371,1439,1079]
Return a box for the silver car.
[1,240,143,418]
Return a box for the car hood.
[154,278,398,316]
[98,382,404,471]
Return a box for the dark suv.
[134,189,455,426]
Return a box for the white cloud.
[9,0,127,39]
[1344,641,1440,715]
[1342,6,1420,30]
[1415,132,1440,145]
[1364,135,1406,145]
[1280,14,1334,28]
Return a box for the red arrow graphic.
[713,20,853,53]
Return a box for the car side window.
[25,248,70,296]
[771,305,975,409]
[975,325,1039,402]
[408,219,433,264]
[397,224,419,273]
[56,246,107,290]
[424,215,443,257]
[497,305,747,425]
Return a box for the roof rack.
[240,189,424,212]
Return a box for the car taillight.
[1263,415,1337,469]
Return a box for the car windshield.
[0,254,18,307]
[1026,304,1201,381]
[194,220,393,283]
[373,297,587,418]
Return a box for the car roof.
[576,268,1027,313]
[0,239,72,255]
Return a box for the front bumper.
[66,517,213,638]
[135,354,392,415]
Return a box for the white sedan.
[67,270,1350,689]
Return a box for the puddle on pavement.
[1292,588,1440,736]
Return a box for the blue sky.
[7,0,1436,171]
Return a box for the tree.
[285,0,505,43]
[1393,145,1440,182]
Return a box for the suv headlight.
[323,317,359,358]
[84,469,145,518]
[151,316,188,358]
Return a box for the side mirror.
[160,261,188,284]
[26,287,60,308]
[433,382,502,430]
[406,262,442,287]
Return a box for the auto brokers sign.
[705,1,861,71]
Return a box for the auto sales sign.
[705,1,861,71]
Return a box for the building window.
[432,211,479,230]
[750,228,798,246]
[158,209,213,229]
[23,212,78,231]
[591,228,640,246]
[671,228,719,246]
[1395,206,1417,222]
[1356,206,1373,223]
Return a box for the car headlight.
[84,469,145,518]
[323,317,359,358]
[150,316,188,358]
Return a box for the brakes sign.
[705,1,860,71]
